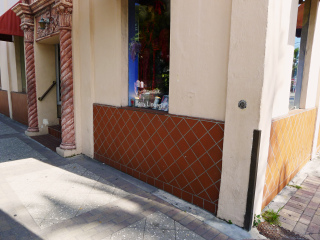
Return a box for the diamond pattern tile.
[262,108,316,209]
[93,105,224,215]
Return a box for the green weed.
[261,207,283,226]
[288,184,302,189]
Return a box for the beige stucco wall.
[34,40,59,134]
[92,0,128,107]
[73,0,128,157]
[270,1,299,118]
[0,42,11,91]
[218,0,299,227]
[218,0,270,227]
[169,0,231,121]
[73,0,232,156]
[309,1,320,157]
[300,0,320,109]
[73,0,94,157]
[0,40,19,118]
[256,0,299,218]
[12,37,23,92]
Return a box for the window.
[289,1,310,109]
[128,0,170,111]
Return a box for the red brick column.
[56,4,76,150]
[22,21,39,133]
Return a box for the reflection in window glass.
[289,2,310,109]
[128,0,170,111]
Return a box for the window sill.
[120,106,168,115]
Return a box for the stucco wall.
[91,0,128,107]
[73,0,94,157]
[0,40,19,118]
[13,37,24,92]
[73,0,128,157]
[73,0,232,156]
[218,0,299,227]
[169,0,231,121]
[253,0,299,219]
[300,0,320,109]
[0,42,10,91]
[218,0,270,227]
[269,0,299,118]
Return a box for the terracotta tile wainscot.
[93,104,224,215]
[262,108,317,209]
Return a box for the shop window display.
[128,0,170,111]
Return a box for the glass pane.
[128,0,170,111]
[290,2,310,109]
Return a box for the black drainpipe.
[244,130,261,231]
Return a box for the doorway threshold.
[31,134,61,152]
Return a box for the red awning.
[0,1,23,41]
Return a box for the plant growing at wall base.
[288,184,302,189]
[261,207,283,226]
[253,214,262,227]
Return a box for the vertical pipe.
[244,130,261,231]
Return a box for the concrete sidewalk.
[0,114,263,240]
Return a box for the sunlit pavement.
[0,114,262,240]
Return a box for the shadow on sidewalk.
[0,210,43,240]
